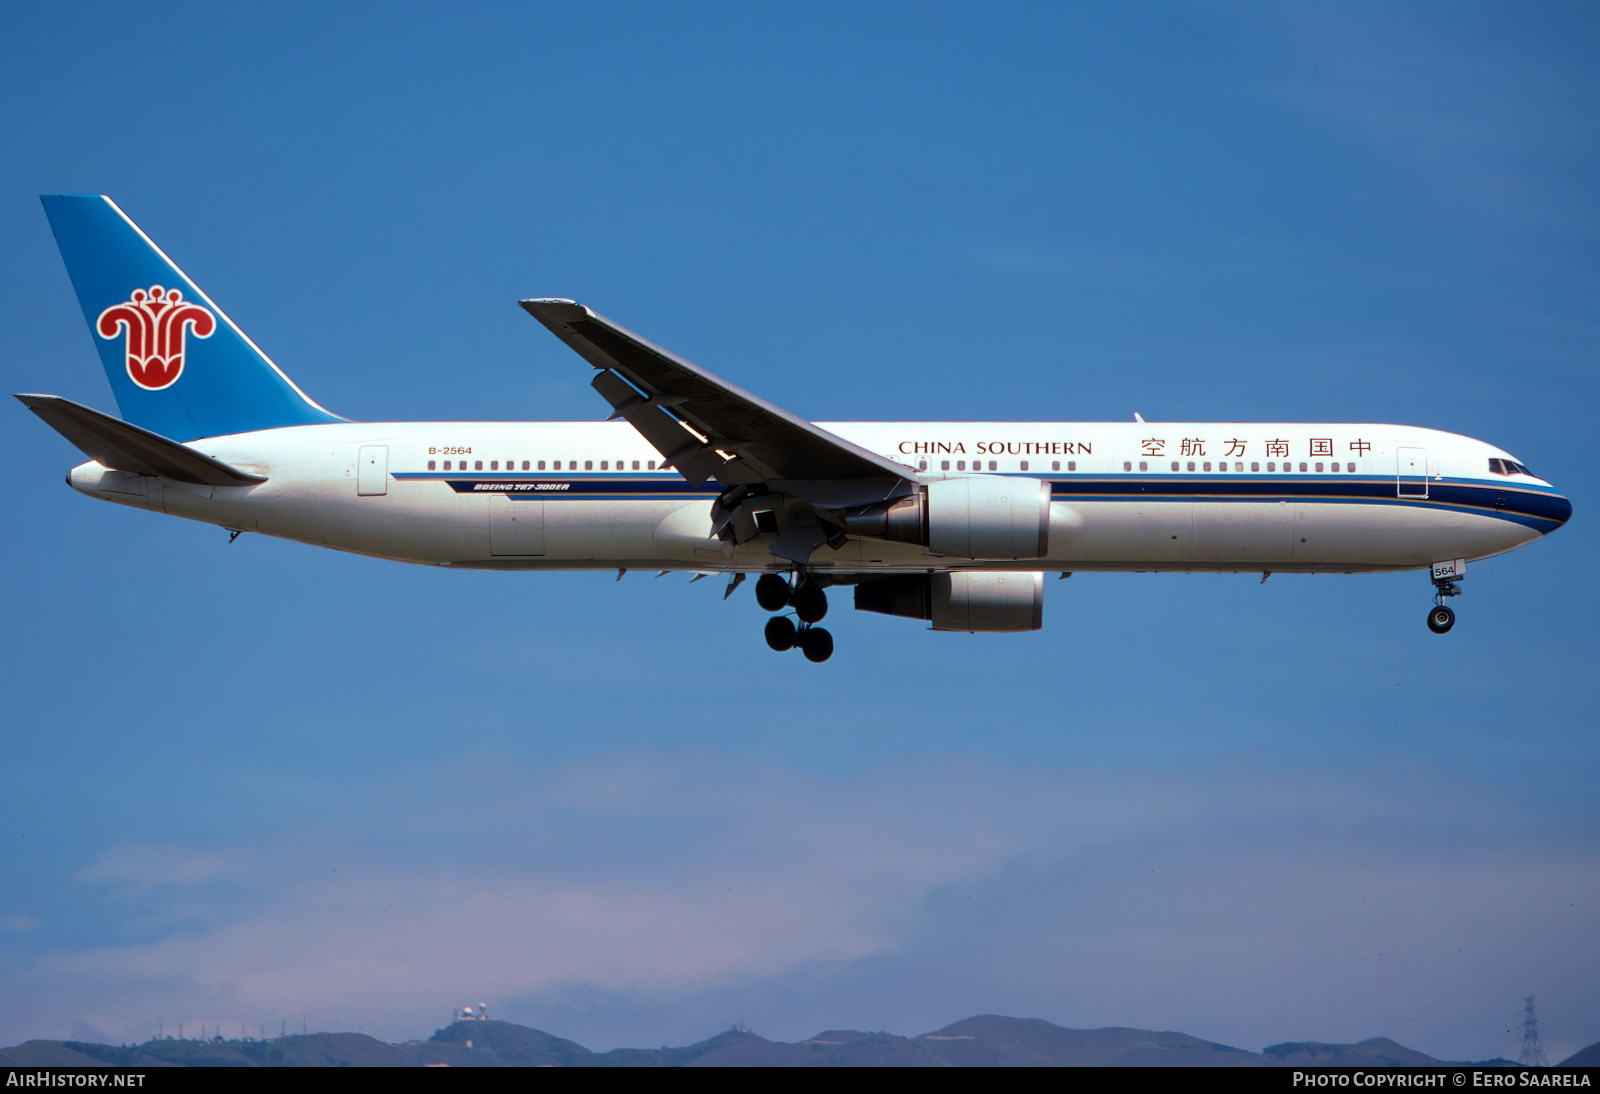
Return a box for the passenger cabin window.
[1203,462,1211,472]
[1123,461,1132,471]
[1067,461,1076,471]
[1250,462,1259,472]
[1051,461,1060,471]
[600,461,608,470]
[1187,461,1195,472]
[491,461,498,471]
[474,460,483,471]
[1298,462,1307,472]
[1139,461,1148,471]
[1171,462,1179,471]
[1347,462,1355,472]
[1020,461,1029,471]
[428,460,436,470]
[1266,462,1275,472]
[988,460,997,471]
[585,460,593,470]
[1315,462,1324,472]
[941,460,950,471]
[648,460,657,470]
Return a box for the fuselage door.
[357,446,389,496]
[1397,447,1428,498]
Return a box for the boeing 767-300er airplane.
[21,195,1572,662]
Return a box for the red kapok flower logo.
[97,285,216,391]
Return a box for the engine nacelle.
[854,571,1045,632]
[843,477,1051,560]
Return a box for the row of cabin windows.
[427,459,660,472]
[920,459,1078,472]
[425,455,1381,476]
[1123,461,1359,473]
[921,460,1356,476]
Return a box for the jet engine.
[854,571,1045,632]
[843,476,1051,559]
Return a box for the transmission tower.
[1518,996,1548,1066]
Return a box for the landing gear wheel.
[764,615,797,651]
[755,574,791,612]
[797,626,834,663]
[791,583,828,624]
[1427,605,1455,634]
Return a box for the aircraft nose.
[1540,489,1573,532]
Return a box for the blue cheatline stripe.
[386,473,1569,531]
[1045,475,1569,530]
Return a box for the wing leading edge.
[519,299,916,509]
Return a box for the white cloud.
[75,845,255,891]
[0,753,1594,1062]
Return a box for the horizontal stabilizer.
[15,394,267,486]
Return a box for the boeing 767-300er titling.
[21,195,1572,662]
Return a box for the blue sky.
[1,0,1596,1061]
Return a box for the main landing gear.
[756,573,833,662]
[1426,563,1463,634]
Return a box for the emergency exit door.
[1397,448,1428,498]
[357,446,389,496]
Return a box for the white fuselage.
[66,420,1569,574]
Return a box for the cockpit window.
[1490,458,1535,477]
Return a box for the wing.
[519,299,916,505]
[16,393,267,486]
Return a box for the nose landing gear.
[755,573,834,661]
[1426,560,1464,634]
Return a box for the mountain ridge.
[0,1016,1543,1067]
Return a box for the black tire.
[1427,605,1455,634]
[792,583,828,623]
[798,626,834,663]
[764,615,797,651]
[755,573,791,612]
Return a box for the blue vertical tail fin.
[40,195,342,441]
